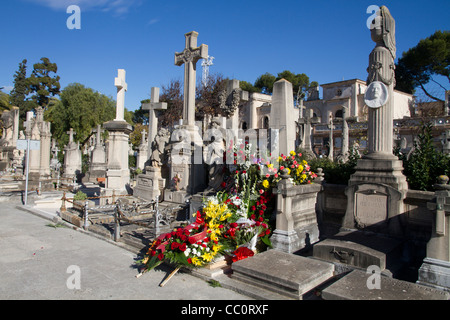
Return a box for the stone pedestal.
[103,120,132,192]
[271,173,322,253]
[343,157,408,237]
[133,167,166,201]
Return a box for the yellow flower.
[267,163,274,169]
[290,151,296,156]
[262,180,270,189]
[202,252,215,263]
[302,160,308,166]
[286,168,291,175]
[212,245,222,253]
[191,257,203,266]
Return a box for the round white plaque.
[364,81,389,109]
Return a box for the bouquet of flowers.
[277,150,317,185]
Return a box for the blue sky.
[1,0,449,112]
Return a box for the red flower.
[158,253,164,261]
[188,237,196,244]
[171,242,179,250]
[179,243,187,252]
[232,247,255,263]
[251,206,256,211]
[230,223,238,228]
[221,182,227,188]
[187,258,192,264]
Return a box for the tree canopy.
[45,83,117,147]
[395,30,450,101]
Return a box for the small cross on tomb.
[114,69,127,121]
[142,87,167,146]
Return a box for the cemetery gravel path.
[0,203,251,300]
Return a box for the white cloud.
[21,0,142,16]
[1,86,13,92]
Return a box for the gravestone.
[142,87,167,158]
[136,129,148,171]
[134,128,170,202]
[23,108,52,184]
[343,6,408,237]
[270,79,298,157]
[313,6,408,276]
[165,31,208,203]
[103,69,133,194]
[231,250,335,300]
[87,124,107,183]
[0,107,20,171]
[63,128,82,180]
[322,269,449,300]
[298,108,320,158]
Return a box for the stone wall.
[317,183,433,242]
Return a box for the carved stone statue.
[149,128,170,167]
[203,120,226,192]
[365,5,397,157]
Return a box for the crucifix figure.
[142,87,167,151]
[114,69,127,121]
[174,31,208,127]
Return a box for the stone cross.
[298,108,320,157]
[175,31,208,127]
[114,69,127,121]
[67,128,74,144]
[142,87,167,149]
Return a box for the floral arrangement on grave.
[138,143,316,276]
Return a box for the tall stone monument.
[270,79,297,157]
[63,128,82,180]
[87,124,107,183]
[166,31,208,203]
[103,69,133,193]
[343,6,408,237]
[133,88,169,201]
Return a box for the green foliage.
[27,57,61,108]
[395,123,450,191]
[308,147,361,185]
[45,83,116,147]
[254,73,277,94]
[73,191,88,201]
[9,59,30,124]
[395,30,449,101]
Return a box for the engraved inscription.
[355,192,388,227]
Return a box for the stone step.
[313,231,403,276]
[230,249,335,300]
[322,269,450,300]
